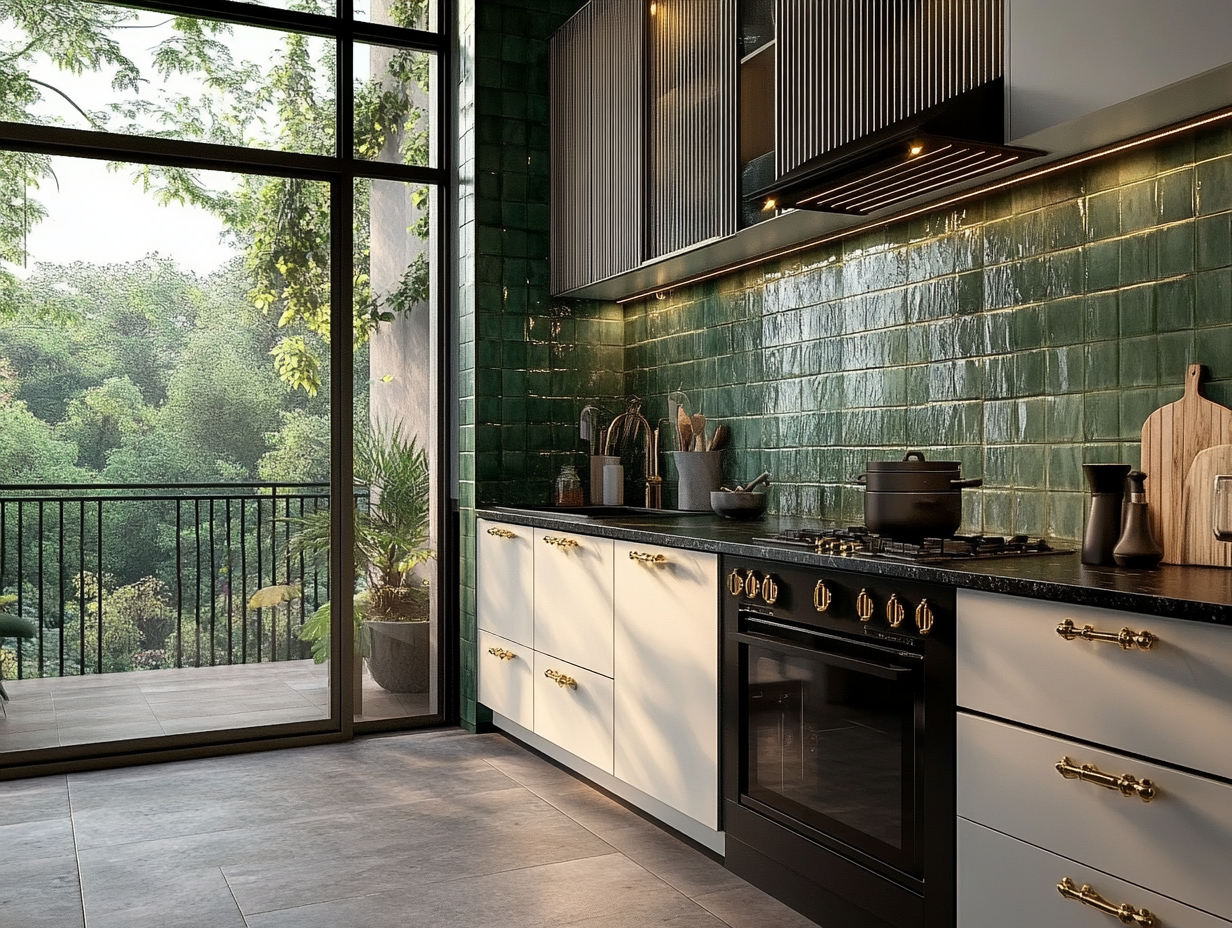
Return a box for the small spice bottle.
[554,465,584,507]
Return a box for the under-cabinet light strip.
[615,103,1232,305]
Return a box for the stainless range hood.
[751,81,1045,217]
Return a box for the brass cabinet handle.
[915,599,934,635]
[1056,757,1157,802]
[629,550,667,564]
[487,647,516,661]
[544,669,577,689]
[813,580,832,612]
[486,527,517,538]
[856,589,875,622]
[761,576,779,605]
[1057,877,1157,927]
[1057,619,1157,651]
[885,594,905,628]
[727,570,745,596]
[543,536,579,549]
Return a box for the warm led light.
[762,197,777,211]
[649,2,657,14]
[909,143,925,156]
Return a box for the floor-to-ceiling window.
[0,0,453,768]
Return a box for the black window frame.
[0,0,457,771]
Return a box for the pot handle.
[951,477,984,489]
[852,474,867,486]
[902,450,928,462]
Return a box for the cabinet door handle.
[543,536,579,549]
[628,550,667,564]
[1056,757,1156,802]
[1057,877,1157,927]
[487,647,516,661]
[1056,619,1157,651]
[487,527,517,539]
[544,669,577,689]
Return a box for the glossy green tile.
[1195,269,1232,327]
[1085,239,1120,291]
[1196,214,1232,269]
[1119,232,1157,285]
[1119,180,1157,234]
[1157,223,1195,276]
[1158,169,1194,223]
[1085,392,1120,441]
[1047,444,1083,491]
[1013,349,1047,397]
[1156,278,1194,331]
[1119,336,1159,387]
[1119,286,1155,336]
[1197,154,1232,215]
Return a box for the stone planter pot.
[365,620,430,694]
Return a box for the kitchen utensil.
[862,490,963,542]
[707,423,731,452]
[677,406,693,454]
[710,490,767,520]
[1081,463,1131,566]
[691,413,706,452]
[741,471,771,493]
[1114,471,1163,568]
[1141,364,1232,563]
[672,450,722,510]
[603,462,625,506]
[1180,444,1232,566]
[667,389,689,450]
[579,405,599,456]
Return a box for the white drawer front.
[959,712,1232,919]
[477,519,534,647]
[533,651,614,774]
[533,528,614,675]
[958,818,1232,928]
[477,630,533,730]
[957,589,1232,780]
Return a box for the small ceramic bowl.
[710,490,767,520]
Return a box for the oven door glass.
[740,627,922,874]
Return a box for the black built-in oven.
[722,557,955,928]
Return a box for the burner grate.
[753,527,1073,562]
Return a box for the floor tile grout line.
[66,774,90,928]
[219,866,252,927]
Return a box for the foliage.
[258,410,331,483]
[56,376,152,472]
[0,399,88,483]
[254,426,434,663]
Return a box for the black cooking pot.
[855,451,982,541]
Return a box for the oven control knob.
[727,570,745,597]
[915,599,935,636]
[885,594,906,629]
[856,589,875,622]
[813,580,832,613]
[761,576,779,606]
[745,571,761,600]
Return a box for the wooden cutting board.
[1140,364,1232,564]
[1180,445,1232,567]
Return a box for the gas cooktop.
[752,527,1074,563]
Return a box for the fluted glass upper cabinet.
[552,0,1232,300]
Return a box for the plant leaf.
[247,583,301,610]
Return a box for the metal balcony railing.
[0,483,365,680]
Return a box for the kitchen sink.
[490,505,714,520]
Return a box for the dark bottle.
[1114,471,1164,569]
[1082,463,1131,566]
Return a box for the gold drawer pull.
[629,550,667,564]
[1057,619,1157,651]
[1057,877,1157,927]
[1057,757,1156,802]
[543,536,579,549]
[487,647,516,661]
[487,527,517,538]
[544,669,577,689]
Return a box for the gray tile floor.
[0,728,819,928]
[1,661,432,753]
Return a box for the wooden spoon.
[691,413,706,452]
[676,406,692,453]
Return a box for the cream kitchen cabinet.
[476,519,534,648]
[956,589,1232,925]
[613,541,719,831]
[475,519,722,852]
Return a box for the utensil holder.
[672,451,722,511]
[590,455,619,505]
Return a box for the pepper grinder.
[1082,463,1131,566]
[1113,470,1163,569]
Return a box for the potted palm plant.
[251,425,435,696]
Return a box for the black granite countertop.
[476,507,1232,624]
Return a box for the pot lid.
[866,451,961,472]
